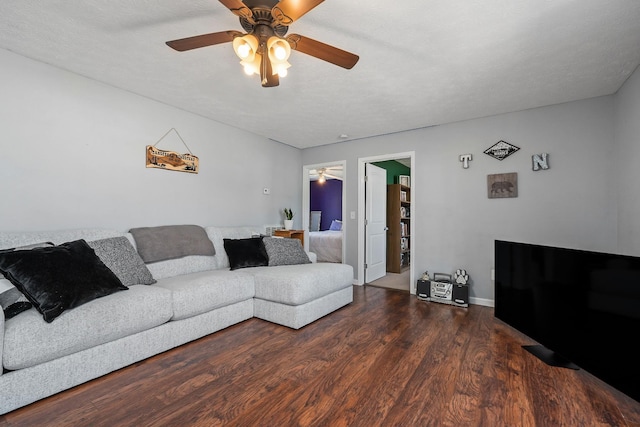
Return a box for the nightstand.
[272,229,304,247]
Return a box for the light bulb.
[237,43,250,59]
[233,34,258,61]
[241,53,261,76]
[267,37,291,64]
[271,60,291,77]
[274,46,287,60]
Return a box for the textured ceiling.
[1,0,639,149]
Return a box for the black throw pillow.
[0,239,128,323]
[4,301,33,319]
[223,237,269,270]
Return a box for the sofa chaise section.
[249,263,354,329]
[205,226,354,329]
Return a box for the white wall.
[3,45,637,304]
[0,49,302,232]
[303,95,621,302]
[614,65,640,255]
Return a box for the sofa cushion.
[3,285,173,370]
[153,270,255,321]
[250,263,354,306]
[0,229,123,250]
[129,228,218,280]
[129,225,215,263]
[263,237,311,266]
[223,237,269,270]
[88,237,156,286]
[0,239,128,323]
[144,256,217,281]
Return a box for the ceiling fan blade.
[286,34,359,69]
[272,0,324,26]
[260,55,280,87]
[166,30,242,52]
[218,0,255,23]
[324,173,342,180]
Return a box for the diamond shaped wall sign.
[484,140,520,161]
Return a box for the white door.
[365,163,387,282]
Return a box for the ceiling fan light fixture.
[240,53,261,76]
[267,36,291,77]
[273,60,291,77]
[267,36,291,61]
[233,34,258,61]
[166,0,360,88]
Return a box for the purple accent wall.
[310,179,342,230]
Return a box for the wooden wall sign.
[487,172,518,198]
[146,128,199,174]
[146,146,199,174]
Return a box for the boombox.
[417,273,469,307]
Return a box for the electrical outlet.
[263,188,270,195]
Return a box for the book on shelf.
[401,222,408,237]
[401,237,409,250]
[400,252,410,266]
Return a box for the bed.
[309,230,343,263]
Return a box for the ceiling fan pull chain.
[152,128,194,155]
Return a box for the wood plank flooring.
[2,285,639,426]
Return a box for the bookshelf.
[386,184,410,273]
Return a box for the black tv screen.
[495,240,640,401]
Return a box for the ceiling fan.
[311,166,342,182]
[166,0,360,87]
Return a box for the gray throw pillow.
[263,237,311,266]
[129,225,216,263]
[88,237,156,285]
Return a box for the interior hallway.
[366,269,410,292]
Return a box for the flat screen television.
[495,240,640,402]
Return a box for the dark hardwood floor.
[2,285,639,426]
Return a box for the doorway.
[302,161,346,264]
[358,152,415,294]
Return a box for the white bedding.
[309,230,343,263]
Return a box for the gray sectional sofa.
[0,225,354,415]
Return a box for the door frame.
[302,160,347,263]
[357,152,416,293]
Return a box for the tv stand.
[522,345,580,370]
